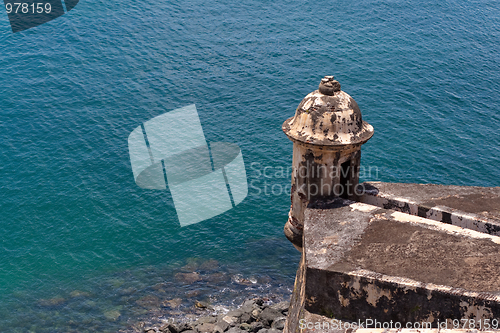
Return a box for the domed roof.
[282,76,374,146]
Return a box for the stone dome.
[282,76,374,146]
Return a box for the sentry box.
[282,76,374,249]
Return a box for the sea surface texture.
[0,0,499,332]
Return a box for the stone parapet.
[285,183,500,333]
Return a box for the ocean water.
[0,0,499,331]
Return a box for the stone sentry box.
[282,76,374,249]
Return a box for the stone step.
[359,182,500,236]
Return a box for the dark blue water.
[0,0,499,331]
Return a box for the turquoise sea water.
[1,0,499,331]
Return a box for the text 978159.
[5,2,51,14]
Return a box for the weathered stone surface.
[195,316,217,325]
[197,323,216,333]
[175,323,193,332]
[282,76,373,146]
[226,327,245,333]
[239,323,253,331]
[271,317,286,330]
[212,322,229,333]
[269,301,289,314]
[160,323,180,333]
[249,321,264,332]
[239,312,252,324]
[241,299,259,309]
[180,330,196,333]
[361,182,500,235]
[226,309,244,318]
[266,329,282,333]
[251,308,261,319]
[258,307,282,327]
[285,196,500,333]
[222,315,239,325]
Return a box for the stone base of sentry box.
[285,190,500,333]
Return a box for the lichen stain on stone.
[383,198,412,214]
[338,294,350,307]
[360,281,393,308]
[305,296,318,307]
[459,300,494,319]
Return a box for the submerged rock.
[118,287,137,296]
[203,272,229,283]
[163,298,183,308]
[69,290,91,298]
[199,259,219,271]
[231,274,257,286]
[175,272,201,284]
[104,309,121,321]
[108,278,125,288]
[185,290,201,298]
[37,296,66,307]
[181,258,202,272]
[136,295,161,309]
